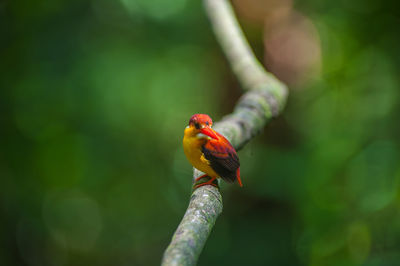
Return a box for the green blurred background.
[1,0,400,265]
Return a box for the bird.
[183,114,243,189]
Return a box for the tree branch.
[162,0,288,265]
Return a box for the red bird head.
[188,114,218,140]
[189,114,213,128]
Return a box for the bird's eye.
[206,121,209,126]
[194,123,200,129]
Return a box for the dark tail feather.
[219,168,243,187]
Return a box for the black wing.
[202,139,240,183]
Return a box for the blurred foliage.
[1,0,400,265]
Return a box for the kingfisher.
[183,114,243,189]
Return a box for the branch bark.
[162,0,288,265]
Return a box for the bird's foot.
[193,177,218,190]
[194,174,208,182]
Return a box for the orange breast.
[183,127,219,177]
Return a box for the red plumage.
[202,131,242,187]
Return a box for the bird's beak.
[200,127,219,140]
